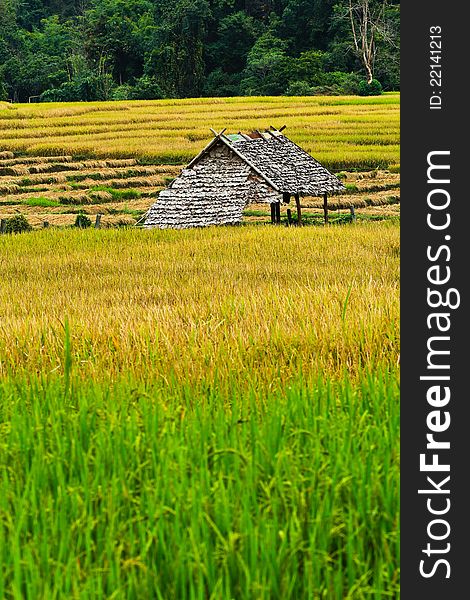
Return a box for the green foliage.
[24,197,60,207]
[0,78,7,101]
[74,212,92,228]
[110,76,164,101]
[0,1,399,101]
[207,11,257,75]
[290,49,325,84]
[40,55,114,102]
[286,72,361,96]
[317,71,362,94]
[241,33,292,96]
[285,80,314,96]
[111,83,134,100]
[2,214,32,234]
[145,0,210,98]
[203,68,242,97]
[129,75,164,100]
[358,79,383,96]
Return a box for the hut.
[144,127,345,229]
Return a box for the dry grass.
[0,95,399,170]
[0,154,399,226]
[0,155,72,166]
[304,191,400,210]
[1,96,400,227]
[0,223,399,386]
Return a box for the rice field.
[0,94,399,170]
[0,224,399,598]
[0,96,400,598]
[0,151,400,228]
[0,95,399,228]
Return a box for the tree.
[83,0,152,85]
[40,54,114,101]
[276,0,336,55]
[240,33,292,95]
[0,0,400,100]
[372,0,399,89]
[146,0,210,98]
[342,0,395,84]
[290,49,325,85]
[207,11,257,74]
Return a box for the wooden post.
[0,219,5,234]
[270,203,276,224]
[286,209,292,225]
[294,193,302,225]
[323,194,328,224]
[350,206,356,222]
[275,202,281,224]
[94,214,102,229]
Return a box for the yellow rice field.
[0,94,400,170]
[0,223,399,387]
[0,94,400,229]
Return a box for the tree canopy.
[0,0,399,102]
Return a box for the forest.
[0,0,399,103]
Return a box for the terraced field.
[0,94,400,169]
[0,94,399,228]
[0,150,399,228]
[0,151,179,228]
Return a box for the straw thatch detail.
[144,129,345,229]
[227,133,344,196]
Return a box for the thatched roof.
[187,129,345,196]
[143,128,346,229]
